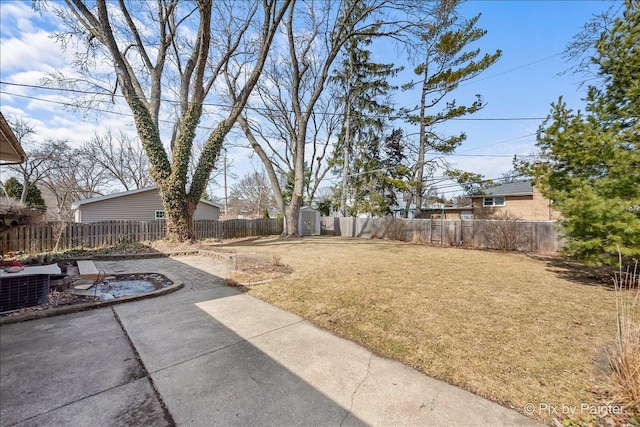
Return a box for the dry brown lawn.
[221,236,630,424]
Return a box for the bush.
[483,212,529,252]
[384,218,408,242]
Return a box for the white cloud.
[0,3,41,37]
[0,30,67,73]
[0,104,27,118]
[4,70,52,90]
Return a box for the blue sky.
[412,0,620,193]
[0,0,620,200]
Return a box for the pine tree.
[3,177,46,212]
[381,128,411,214]
[402,0,501,217]
[331,35,402,217]
[523,2,640,265]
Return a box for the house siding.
[74,189,219,222]
[472,188,558,220]
[193,202,219,220]
[422,208,471,220]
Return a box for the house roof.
[71,186,222,210]
[0,112,27,165]
[474,181,534,197]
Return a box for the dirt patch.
[147,239,294,284]
[146,238,294,285]
[228,253,293,287]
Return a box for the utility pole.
[223,149,228,219]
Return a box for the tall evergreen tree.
[402,0,501,217]
[519,1,639,265]
[381,128,411,214]
[349,134,386,216]
[331,35,402,216]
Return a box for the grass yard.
[225,236,631,425]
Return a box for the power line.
[1,88,537,161]
[455,132,537,154]
[445,153,517,158]
[452,117,545,121]
[0,81,549,122]
[458,52,564,88]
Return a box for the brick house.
[471,181,558,220]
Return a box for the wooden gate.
[430,215,442,245]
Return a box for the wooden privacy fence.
[1,218,283,253]
[321,217,565,253]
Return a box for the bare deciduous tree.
[80,131,152,191]
[229,169,274,218]
[5,118,62,205]
[46,0,291,241]
[39,141,108,219]
[228,0,418,236]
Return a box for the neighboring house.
[471,181,558,220]
[71,187,220,222]
[422,207,473,220]
[0,112,26,165]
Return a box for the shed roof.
[474,181,533,197]
[0,112,26,165]
[71,186,221,210]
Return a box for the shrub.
[446,224,459,247]
[483,212,530,252]
[385,218,408,242]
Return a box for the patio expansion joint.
[340,351,374,427]
[147,318,306,375]
[111,307,176,427]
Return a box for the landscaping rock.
[98,293,115,301]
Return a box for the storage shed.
[71,187,221,222]
[299,207,320,236]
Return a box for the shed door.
[301,211,316,236]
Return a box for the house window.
[483,196,505,207]
[155,210,165,220]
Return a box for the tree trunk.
[161,187,197,241]
[284,196,301,237]
[415,59,429,219]
[339,59,354,217]
[283,131,306,237]
[339,127,350,216]
[404,193,413,218]
[237,115,285,213]
[19,178,29,205]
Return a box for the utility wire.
[1,81,548,121]
[0,88,536,161]
[455,132,538,154]
[457,52,564,88]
